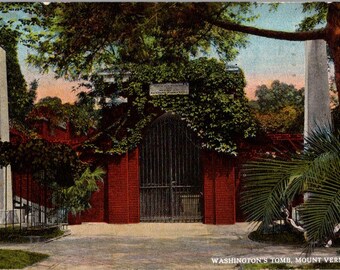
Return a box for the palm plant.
[241,126,340,251]
[55,167,105,215]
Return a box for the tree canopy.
[250,80,304,133]
[0,2,339,134]
[2,3,253,79]
[0,2,338,104]
[1,2,336,150]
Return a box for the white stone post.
[304,40,332,138]
[0,47,14,224]
[302,40,332,204]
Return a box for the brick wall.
[37,146,237,225]
[68,149,140,225]
[32,121,70,142]
[75,149,236,225]
[128,149,140,223]
[107,153,129,223]
[202,151,236,225]
[202,151,215,224]
[105,149,140,224]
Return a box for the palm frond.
[241,158,307,229]
[241,126,340,250]
[304,126,340,159]
[299,158,340,249]
[300,128,340,250]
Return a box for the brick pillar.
[106,148,140,224]
[107,153,129,223]
[215,157,235,224]
[202,151,215,224]
[128,149,140,223]
[202,151,236,225]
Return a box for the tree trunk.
[326,3,340,108]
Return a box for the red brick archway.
[72,118,237,225]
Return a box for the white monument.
[304,40,332,137]
[0,47,14,224]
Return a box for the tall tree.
[0,28,36,123]
[0,3,338,105]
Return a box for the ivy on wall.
[85,58,257,155]
[0,139,105,214]
[0,139,84,187]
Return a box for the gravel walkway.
[1,223,338,269]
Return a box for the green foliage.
[29,97,66,127]
[255,81,304,114]
[0,227,63,243]
[0,249,48,269]
[28,96,97,136]
[0,28,36,123]
[255,106,303,134]
[56,167,105,215]
[241,126,340,252]
[298,3,328,31]
[0,139,84,187]
[0,138,101,213]
[0,3,257,80]
[249,229,306,245]
[86,58,257,155]
[251,80,304,133]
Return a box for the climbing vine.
[0,139,85,187]
[0,139,105,213]
[85,58,256,155]
[85,58,257,155]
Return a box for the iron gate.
[140,113,202,222]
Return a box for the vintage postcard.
[0,2,338,269]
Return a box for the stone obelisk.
[0,47,13,224]
[304,40,332,138]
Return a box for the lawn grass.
[0,249,49,269]
[0,227,64,243]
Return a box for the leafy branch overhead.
[0,3,339,97]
